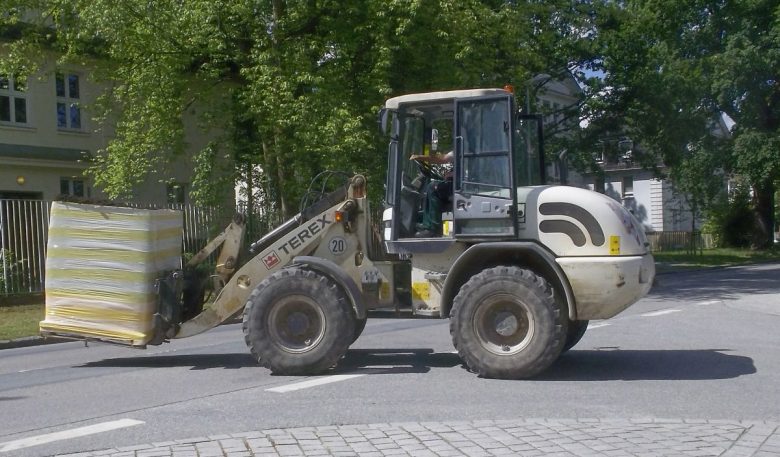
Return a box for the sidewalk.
[58,418,780,457]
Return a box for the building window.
[56,72,81,130]
[0,74,28,125]
[595,176,605,194]
[622,176,634,198]
[60,177,87,197]
[167,182,187,205]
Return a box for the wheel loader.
[40,88,655,379]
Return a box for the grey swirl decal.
[539,202,605,246]
[539,220,586,246]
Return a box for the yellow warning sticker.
[380,282,391,300]
[442,221,452,237]
[609,235,621,255]
[412,282,430,301]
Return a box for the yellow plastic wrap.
[40,202,183,346]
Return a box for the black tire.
[562,319,588,352]
[450,266,566,379]
[352,317,367,344]
[242,267,355,375]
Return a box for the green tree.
[1,0,602,219]
[586,0,779,248]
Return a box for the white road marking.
[697,300,720,306]
[641,309,682,317]
[587,322,611,329]
[266,374,365,393]
[0,419,144,453]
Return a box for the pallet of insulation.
[40,202,182,346]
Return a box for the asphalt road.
[0,262,778,457]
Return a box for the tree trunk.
[751,178,775,249]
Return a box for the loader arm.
[186,214,246,289]
[175,176,368,338]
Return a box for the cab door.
[452,94,517,239]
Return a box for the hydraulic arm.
[175,175,368,338]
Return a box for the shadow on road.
[651,262,780,301]
[335,348,463,374]
[540,349,756,381]
[77,349,753,381]
[78,349,463,374]
[80,353,257,370]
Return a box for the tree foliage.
[3,0,777,247]
[586,0,780,247]
[1,0,601,218]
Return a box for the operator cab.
[380,88,545,253]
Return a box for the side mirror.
[431,128,439,152]
[378,108,391,135]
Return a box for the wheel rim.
[473,293,534,355]
[268,295,326,353]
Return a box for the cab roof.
[383,88,510,110]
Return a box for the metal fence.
[0,199,239,298]
[646,231,714,253]
[0,200,50,296]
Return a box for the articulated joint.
[349,174,367,198]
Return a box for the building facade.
[0,57,211,204]
[582,160,699,232]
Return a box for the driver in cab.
[409,150,453,238]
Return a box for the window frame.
[0,74,29,126]
[622,175,634,198]
[60,177,88,198]
[55,71,83,131]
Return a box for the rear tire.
[242,267,355,375]
[562,319,588,352]
[450,266,566,379]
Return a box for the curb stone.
[52,419,780,457]
[0,335,67,350]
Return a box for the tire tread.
[449,266,565,379]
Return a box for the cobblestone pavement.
[59,418,780,457]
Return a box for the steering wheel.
[411,156,445,181]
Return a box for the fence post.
[0,199,6,295]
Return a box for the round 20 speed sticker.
[328,236,347,255]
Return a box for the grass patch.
[0,304,44,341]
[654,247,780,271]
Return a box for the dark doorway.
[0,191,43,200]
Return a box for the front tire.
[562,319,588,352]
[450,266,566,379]
[242,268,355,375]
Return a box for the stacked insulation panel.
[40,202,183,346]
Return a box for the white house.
[533,74,711,234]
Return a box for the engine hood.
[518,186,649,257]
